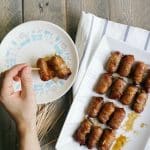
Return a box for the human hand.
[0,64,37,132]
[0,64,40,150]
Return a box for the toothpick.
[31,67,40,71]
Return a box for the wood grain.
[66,0,109,41]
[24,0,66,30]
[66,0,82,40]
[0,0,22,150]
[0,105,18,150]
[82,0,109,18]
[0,0,22,40]
[109,0,150,30]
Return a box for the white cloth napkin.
[74,12,150,149]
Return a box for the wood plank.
[66,0,109,41]
[0,107,13,150]
[0,0,22,149]
[82,0,109,18]
[109,0,150,30]
[66,0,82,40]
[0,0,22,40]
[0,107,17,150]
[24,0,66,30]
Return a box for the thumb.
[21,66,33,96]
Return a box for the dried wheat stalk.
[36,88,72,148]
[36,97,66,143]
[37,103,57,142]
[41,139,57,149]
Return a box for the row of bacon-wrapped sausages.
[75,98,126,150]
[105,51,150,87]
[96,74,148,113]
[75,119,115,150]
[87,97,126,129]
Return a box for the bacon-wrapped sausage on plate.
[108,107,126,129]
[98,129,115,150]
[118,55,134,77]
[105,51,122,73]
[48,55,71,79]
[87,97,104,118]
[132,90,148,113]
[87,126,103,149]
[75,119,92,145]
[109,78,126,100]
[98,102,115,124]
[37,58,55,81]
[96,73,112,94]
[120,85,138,105]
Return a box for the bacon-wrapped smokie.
[120,85,138,105]
[98,102,115,124]
[132,62,146,84]
[132,90,148,113]
[108,108,126,129]
[96,73,112,94]
[87,126,103,149]
[98,129,115,150]
[87,97,104,118]
[109,78,126,100]
[48,55,71,79]
[75,119,92,145]
[37,58,55,81]
[118,55,134,77]
[105,51,122,73]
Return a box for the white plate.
[56,36,150,150]
[0,21,79,104]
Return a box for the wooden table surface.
[0,0,150,150]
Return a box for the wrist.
[17,121,37,136]
[17,121,40,150]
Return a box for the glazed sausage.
[120,85,138,105]
[98,102,115,124]
[132,90,148,113]
[37,58,55,81]
[87,97,104,118]
[96,73,112,94]
[108,108,126,129]
[144,70,150,93]
[118,55,134,77]
[133,62,146,84]
[75,119,92,145]
[98,129,115,150]
[109,78,126,100]
[87,126,103,149]
[48,55,71,79]
[105,51,122,73]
